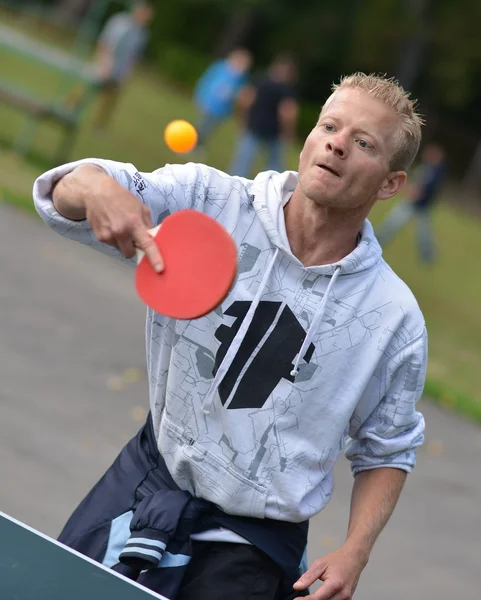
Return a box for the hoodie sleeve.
[345,326,427,475]
[33,158,209,264]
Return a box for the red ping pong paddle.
[135,210,237,319]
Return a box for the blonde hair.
[332,72,424,171]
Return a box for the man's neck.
[284,187,369,267]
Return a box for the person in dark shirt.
[229,55,298,177]
[376,142,446,263]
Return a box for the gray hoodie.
[33,160,427,523]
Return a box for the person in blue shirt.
[194,48,252,148]
[376,142,446,264]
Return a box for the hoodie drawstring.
[202,248,280,415]
[290,265,342,377]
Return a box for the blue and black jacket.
[58,415,308,600]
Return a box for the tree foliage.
[47,0,481,144]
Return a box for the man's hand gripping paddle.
[135,210,237,319]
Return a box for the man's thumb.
[293,571,315,590]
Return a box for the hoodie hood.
[250,169,383,276]
[202,169,382,413]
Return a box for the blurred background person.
[67,1,154,133]
[193,48,252,151]
[90,0,154,131]
[229,54,298,177]
[376,142,446,264]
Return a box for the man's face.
[135,4,154,25]
[423,144,444,165]
[230,50,252,73]
[298,88,404,211]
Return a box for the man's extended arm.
[93,14,120,79]
[345,467,406,561]
[235,84,256,125]
[50,164,162,270]
[294,329,426,600]
[94,41,114,79]
[293,468,406,600]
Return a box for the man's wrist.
[342,537,370,567]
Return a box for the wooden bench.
[0,78,94,164]
[0,22,97,164]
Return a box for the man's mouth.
[317,164,340,177]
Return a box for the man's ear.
[377,171,407,200]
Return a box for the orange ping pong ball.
[164,119,198,153]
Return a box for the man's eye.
[358,139,370,148]
[324,124,334,132]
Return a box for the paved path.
[0,203,479,599]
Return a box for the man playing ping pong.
[33,73,427,600]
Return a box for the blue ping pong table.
[0,511,170,600]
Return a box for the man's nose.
[326,136,347,158]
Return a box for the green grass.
[367,198,481,422]
[423,379,481,424]
[1,10,481,423]
[0,185,36,212]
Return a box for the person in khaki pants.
[68,1,154,132]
